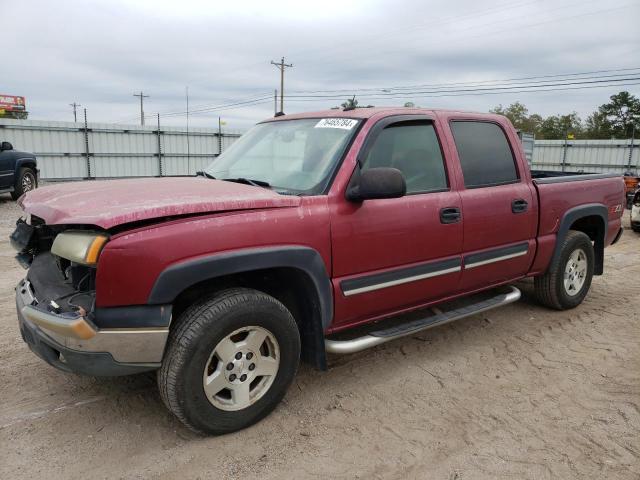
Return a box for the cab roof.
[264,107,495,122]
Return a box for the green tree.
[490,102,542,133]
[594,91,640,138]
[584,111,614,139]
[538,112,583,140]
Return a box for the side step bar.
[325,286,521,354]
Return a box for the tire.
[11,167,37,200]
[158,288,301,435]
[534,230,594,310]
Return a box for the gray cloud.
[2,0,639,129]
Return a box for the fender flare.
[147,246,334,330]
[550,203,607,275]
[15,156,37,170]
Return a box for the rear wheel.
[534,230,594,310]
[11,167,36,200]
[158,288,300,434]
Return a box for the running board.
[325,286,521,354]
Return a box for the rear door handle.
[512,199,528,213]
[440,207,461,224]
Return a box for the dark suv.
[0,141,38,200]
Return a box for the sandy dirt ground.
[0,192,638,480]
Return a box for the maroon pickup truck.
[12,108,624,434]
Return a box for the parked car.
[631,189,640,232]
[0,141,38,199]
[11,108,625,434]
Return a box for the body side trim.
[464,242,529,269]
[340,257,461,296]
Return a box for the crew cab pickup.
[0,141,38,200]
[12,108,625,434]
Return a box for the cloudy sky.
[2,0,639,129]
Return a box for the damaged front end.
[12,216,101,337]
[12,216,167,376]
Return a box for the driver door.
[330,117,463,328]
[0,143,14,189]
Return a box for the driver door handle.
[440,207,461,224]
[511,199,528,214]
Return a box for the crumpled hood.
[19,177,300,229]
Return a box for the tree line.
[490,91,640,140]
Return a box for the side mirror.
[1,141,13,151]
[347,167,406,201]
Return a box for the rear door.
[443,116,537,291]
[330,116,463,328]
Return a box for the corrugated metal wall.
[531,139,639,174]
[3,119,638,178]
[0,119,242,179]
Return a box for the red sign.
[0,95,26,111]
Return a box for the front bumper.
[16,279,167,376]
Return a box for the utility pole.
[133,91,149,126]
[274,89,278,116]
[69,102,81,122]
[270,57,293,113]
[185,86,190,171]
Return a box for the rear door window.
[450,121,519,188]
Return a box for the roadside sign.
[0,95,26,111]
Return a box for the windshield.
[205,118,361,194]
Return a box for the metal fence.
[531,139,639,174]
[0,118,243,179]
[3,118,639,179]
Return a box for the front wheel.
[534,230,594,310]
[158,288,300,435]
[11,167,37,200]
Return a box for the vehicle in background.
[12,107,625,435]
[0,141,38,200]
[624,173,640,209]
[631,189,640,232]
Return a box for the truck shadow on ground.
[30,280,579,441]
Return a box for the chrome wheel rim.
[202,326,280,411]
[564,248,587,296]
[22,172,35,192]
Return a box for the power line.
[284,80,640,103]
[286,76,640,100]
[287,67,640,95]
[133,91,149,126]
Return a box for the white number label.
[315,118,358,130]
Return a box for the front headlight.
[51,231,108,266]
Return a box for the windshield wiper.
[196,171,216,179]
[221,177,271,188]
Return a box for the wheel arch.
[16,157,37,170]
[148,246,333,370]
[552,204,607,275]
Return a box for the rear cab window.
[450,121,519,188]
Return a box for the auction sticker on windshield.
[315,118,358,130]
